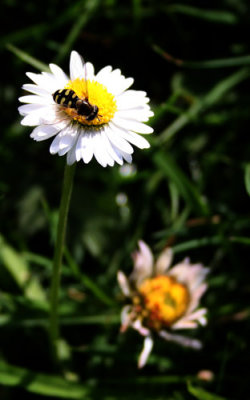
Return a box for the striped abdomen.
[53,88,99,121]
[53,89,78,108]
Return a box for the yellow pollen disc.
[64,78,117,126]
[138,275,189,329]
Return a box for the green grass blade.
[229,236,250,245]
[158,67,250,143]
[0,313,119,328]
[65,249,116,306]
[183,56,250,69]
[187,382,228,400]
[165,5,238,24]
[153,45,250,69]
[0,235,46,302]
[55,0,100,63]
[6,43,49,71]
[173,236,222,253]
[0,360,89,398]
[153,152,209,216]
[244,163,250,196]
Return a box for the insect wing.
[83,57,89,101]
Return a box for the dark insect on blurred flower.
[117,240,209,368]
[18,51,153,167]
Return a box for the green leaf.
[187,382,228,400]
[158,68,250,143]
[55,0,100,63]
[6,43,49,71]
[244,163,250,196]
[153,45,250,69]
[0,235,46,302]
[153,152,209,216]
[173,236,222,253]
[64,248,115,306]
[165,5,238,24]
[0,360,89,398]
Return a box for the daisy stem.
[49,162,76,365]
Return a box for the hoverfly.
[52,57,99,122]
[52,88,98,121]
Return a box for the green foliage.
[187,382,228,400]
[1,0,250,399]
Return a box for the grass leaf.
[159,68,250,143]
[187,382,228,400]
[0,360,89,398]
[6,43,49,71]
[0,235,46,302]
[153,152,209,216]
[244,163,250,196]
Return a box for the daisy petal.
[18,104,45,116]
[76,132,94,164]
[187,284,208,314]
[113,147,132,164]
[138,336,154,369]
[26,72,60,93]
[117,271,131,296]
[67,147,77,165]
[106,127,134,154]
[116,108,154,122]
[70,51,85,80]
[116,129,150,149]
[22,84,51,97]
[155,247,173,275]
[84,62,95,80]
[116,90,150,109]
[113,116,153,134]
[102,131,124,165]
[30,124,59,141]
[130,240,153,285]
[159,331,202,349]
[49,63,69,86]
[19,95,53,105]
[120,305,133,332]
[91,132,114,167]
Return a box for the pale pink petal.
[130,240,153,286]
[155,247,173,275]
[138,336,154,369]
[185,308,207,326]
[132,319,150,336]
[172,308,207,329]
[120,305,133,332]
[169,261,208,291]
[117,271,131,297]
[186,283,208,314]
[158,330,202,349]
[171,320,198,329]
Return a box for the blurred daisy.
[18,51,153,167]
[117,240,209,368]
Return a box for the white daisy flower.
[18,51,154,167]
[117,240,209,368]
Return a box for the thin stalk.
[49,162,76,364]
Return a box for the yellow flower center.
[64,78,117,126]
[137,275,189,330]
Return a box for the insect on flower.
[18,51,154,167]
[52,88,99,121]
[117,240,209,368]
[52,58,100,122]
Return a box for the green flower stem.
[49,162,76,364]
